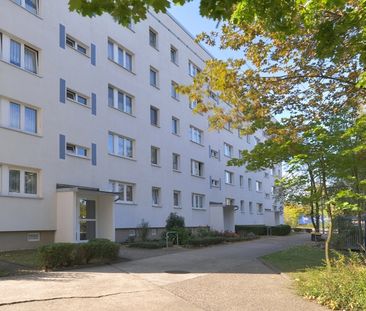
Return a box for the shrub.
[137,219,149,242]
[270,225,291,236]
[128,240,165,249]
[296,252,366,310]
[165,213,185,230]
[38,243,76,270]
[186,237,225,247]
[38,239,120,269]
[235,225,267,236]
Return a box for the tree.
[284,203,310,228]
[68,0,366,84]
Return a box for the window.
[172,153,180,171]
[257,203,264,215]
[171,117,180,135]
[13,0,38,14]
[66,35,87,55]
[191,160,204,177]
[24,46,37,73]
[240,200,245,213]
[66,143,88,158]
[271,186,275,195]
[225,171,234,185]
[108,132,134,158]
[110,181,134,203]
[256,180,263,192]
[189,99,198,110]
[240,175,244,187]
[210,148,219,159]
[188,61,201,77]
[211,178,220,188]
[150,106,159,126]
[246,135,251,144]
[9,170,20,193]
[190,126,203,144]
[10,40,21,66]
[107,39,133,71]
[224,122,232,132]
[108,86,133,115]
[149,28,158,48]
[150,67,158,87]
[225,198,235,206]
[27,232,40,242]
[10,102,20,129]
[152,187,161,206]
[171,81,179,100]
[208,90,219,104]
[66,89,88,106]
[264,172,269,178]
[271,167,276,176]
[192,193,204,209]
[254,136,260,145]
[151,146,160,165]
[170,46,178,64]
[249,201,253,214]
[9,168,38,195]
[9,102,38,134]
[173,190,181,208]
[224,143,233,158]
[265,193,270,199]
[248,178,252,191]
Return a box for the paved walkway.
[0,234,327,310]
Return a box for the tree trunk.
[325,204,333,269]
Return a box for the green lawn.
[0,249,40,276]
[261,245,325,274]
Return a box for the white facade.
[0,0,282,249]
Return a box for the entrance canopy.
[55,184,116,243]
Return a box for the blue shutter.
[91,143,97,166]
[91,43,96,66]
[91,93,96,115]
[59,134,66,159]
[59,78,66,103]
[59,24,65,49]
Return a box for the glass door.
[79,199,96,241]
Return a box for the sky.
[168,1,239,60]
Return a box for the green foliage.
[284,204,310,228]
[137,219,149,242]
[38,240,120,270]
[186,236,226,247]
[165,212,185,230]
[128,240,166,249]
[270,224,291,236]
[235,225,267,236]
[296,252,366,310]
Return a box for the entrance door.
[79,199,96,241]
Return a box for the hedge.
[38,239,120,270]
[186,236,225,247]
[235,225,291,236]
[128,241,166,249]
[235,225,267,236]
[270,224,291,236]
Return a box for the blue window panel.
[91,93,96,115]
[91,143,97,166]
[59,24,65,49]
[91,43,96,66]
[59,78,66,103]
[59,134,66,159]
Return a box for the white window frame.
[107,39,133,72]
[151,146,160,166]
[249,201,253,214]
[108,132,134,159]
[170,45,178,64]
[6,165,39,197]
[152,187,161,206]
[224,143,233,158]
[256,180,263,192]
[172,153,180,171]
[211,178,220,188]
[171,81,179,100]
[109,180,134,204]
[66,34,88,56]
[192,193,205,209]
[150,106,159,127]
[66,143,89,158]
[210,148,219,159]
[257,203,264,215]
[150,66,158,87]
[188,61,201,77]
[66,88,88,106]
[191,160,204,177]
[108,85,133,115]
[225,171,234,185]
[12,0,39,15]
[190,126,203,145]
[239,175,244,187]
[149,28,158,49]
[171,117,180,135]
[173,190,181,208]
[248,178,252,191]
[7,100,39,134]
[240,200,245,213]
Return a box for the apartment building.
[0,0,283,250]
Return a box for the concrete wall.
[0,231,54,251]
